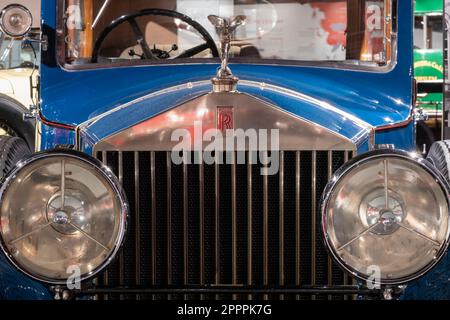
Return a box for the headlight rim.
[0,149,129,285]
[321,149,450,285]
[0,4,33,38]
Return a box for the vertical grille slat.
[150,152,157,299]
[247,153,253,300]
[100,151,109,299]
[166,152,172,297]
[231,153,237,300]
[183,162,188,291]
[214,160,220,300]
[262,154,269,300]
[134,152,141,295]
[295,151,301,300]
[279,151,285,300]
[97,150,357,300]
[327,151,333,300]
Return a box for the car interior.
[62,0,390,66]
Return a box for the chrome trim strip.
[295,151,301,300]
[327,151,333,300]
[279,151,285,300]
[101,151,109,299]
[311,151,317,300]
[118,151,124,296]
[150,151,156,292]
[92,91,359,153]
[199,160,205,299]
[231,153,237,290]
[215,161,220,290]
[183,162,188,290]
[247,152,253,301]
[134,152,141,291]
[263,153,269,300]
[166,152,172,293]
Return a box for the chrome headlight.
[0,151,127,284]
[0,4,32,38]
[321,150,450,285]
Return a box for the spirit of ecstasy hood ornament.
[208,14,247,92]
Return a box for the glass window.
[59,0,393,68]
[414,14,443,50]
[0,31,40,69]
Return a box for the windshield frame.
[55,0,398,73]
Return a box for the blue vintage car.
[0,0,448,300]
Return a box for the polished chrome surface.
[93,92,356,153]
[295,151,300,294]
[208,15,246,92]
[94,150,355,300]
[321,150,450,285]
[0,151,128,284]
[279,151,285,296]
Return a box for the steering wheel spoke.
[175,42,210,59]
[127,18,155,60]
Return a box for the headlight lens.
[0,4,32,38]
[0,151,127,284]
[322,150,450,284]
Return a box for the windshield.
[0,33,40,70]
[60,0,393,67]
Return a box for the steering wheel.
[91,8,219,63]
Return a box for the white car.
[0,31,38,149]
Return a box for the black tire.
[0,94,35,150]
[0,136,31,180]
[427,140,450,184]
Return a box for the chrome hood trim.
[78,81,374,154]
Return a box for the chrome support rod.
[295,151,301,300]
[215,160,220,300]
[311,151,317,300]
[134,152,141,295]
[118,152,124,299]
[199,159,205,300]
[327,151,333,299]
[231,152,237,300]
[101,152,109,299]
[279,151,285,300]
[247,152,253,300]
[263,152,269,300]
[150,152,156,300]
[183,161,189,298]
[166,152,172,299]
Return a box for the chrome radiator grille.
[92,150,358,300]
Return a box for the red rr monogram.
[217,107,234,131]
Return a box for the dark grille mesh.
[95,150,355,300]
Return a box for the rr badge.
[217,106,234,131]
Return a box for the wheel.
[0,136,31,180]
[0,94,35,150]
[427,140,450,184]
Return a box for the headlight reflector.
[0,4,32,38]
[0,151,127,284]
[322,150,450,284]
